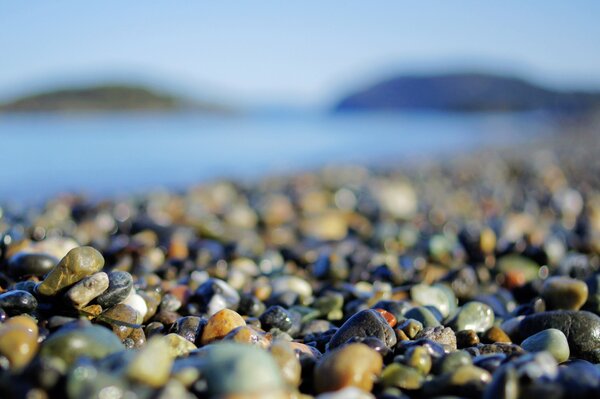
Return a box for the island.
[0,84,231,114]
[333,73,600,113]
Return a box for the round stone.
[415,326,457,351]
[201,343,285,396]
[40,322,124,367]
[521,328,570,363]
[328,309,397,350]
[541,276,588,311]
[259,305,293,332]
[381,363,424,390]
[126,336,174,388]
[411,284,454,318]
[482,326,512,344]
[270,340,301,387]
[519,310,600,362]
[0,323,38,369]
[95,271,133,309]
[404,307,441,328]
[7,252,58,278]
[315,343,382,393]
[447,302,494,333]
[0,290,38,315]
[163,333,198,357]
[194,278,240,316]
[37,246,104,296]
[66,272,109,308]
[200,308,246,345]
[99,303,140,340]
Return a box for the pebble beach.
[1,125,600,399]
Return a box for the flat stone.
[521,328,570,363]
[315,343,382,393]
[328,309,397,350]
[447,302,494,333]
[95,271,133,309]
[519,310,600,362]
[37,246,104,296]
[100,303,140,340]
[542,276,588,311]
[66,272,109,308]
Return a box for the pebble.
[541,276,588,311]
[39,322,124,367]
[404,306,441,328]
[270,340,302,387]
[415,326,457,351]
[314,343,382,393]
[381,363,424,390]
[482,326,512,344]
[7,252,58,278]
[65,272,109,308]
[456,329,480,348]
[201,343,285,397]
[447,301,495,333]
[521,328,570,363]
[163,333,197,357]
[36,246,104,296]
[0,319,39,369]
[328,309,397,350]
[223,325,271,348]
[121,292,149,321]
[260,305,293,332]
[410,284,454,318]
[315,387,375,399]
[100,303,140,340]
[200,308,246,344]
[126,336,173,388]
[519,310,600,362]
[95,271,133,309]
[194,278,240,316]
[170,316,205,345]
[0,290,38,315]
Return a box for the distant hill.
[334,73,600,113]
[0,84,231,113]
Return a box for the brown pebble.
[223,325,271,348]
[314,343,382,393]
[200,308,246,345]
[139,291,161,323]
[481,326,512,344]
[395,328,410,341]
[129,327,147,349]
[270,340,302,387]
[0,324,38,369]
[456,329,480,348]
[100,303,139,340]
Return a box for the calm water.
[0,112,552,204]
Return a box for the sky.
[1,1,600,107]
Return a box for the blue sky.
[1,1,599,107]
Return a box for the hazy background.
[1,1,599,203]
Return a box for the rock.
[270,340,302,387]
[436,350,472,374]
[95,271,133,309]
[163,333,197,357]
[397,318,423,339]
[260,305,293,332]
[0,290,37,315]
[447,302,494,333]
[200,308,246,345]
[40,322,124,367]
[519,310,600,362]
[7,252,58,278]
[483,364,519,399]
[194,278,240,316]
[315,343,382,393]
[271,276,313,301]
[100,303,140,340]
[65,272,109,308]
[404,306,441,328]
[37,246,104,296]
[521,328,570,363]
[223,325,271,348]
[381,363,424,390]
[316,387,375,399]
[128,327,146,349]
[328,309,397,350]
[126,336,173,388]
[482,326,512,344]
[404,345,432,375]
[0,320,39,369]
[542,276,588,311]
[170,316,206,345]
[121,292,149,321]
[139,290,161,322]
[415,326,457,351]
[411,284,455,318]
[201,343,285,396]
[456,329,480,348]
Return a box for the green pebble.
[447,301,494,333]
[437,350,472,375]
[520,328,570,363]
[382,363,424,390]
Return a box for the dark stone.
[0,290,38,315]
[558,361,600,398]
[259,306,293,332]
[519,310,600,362]
[328,309,397,350]
[473,354,506,373]
[95,271,133,308]
[237,294,265,317]
[7,253,58,278]
[395,339,446,360]
[170,316,206,346]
